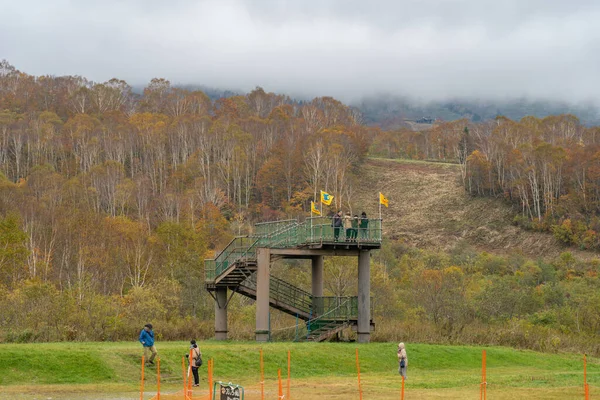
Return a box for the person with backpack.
[139,323,158,365]
[188,339,202,387]
[397,342,408,379]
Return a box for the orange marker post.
[584,354,590,400]
[260,349,265,400]
[156,358,161,400]
[188,349,194,399]
[401,376,405,400]
[140,356,145,400]
[356,348,363,400]
[208,359,213,400]
[182,356,188,400]
[278,368,283,399]
[287,350,291,400]
[480,350,487,400]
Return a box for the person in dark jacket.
[139,323,158,364]
[359,212,369,240]
[332,211,343,241]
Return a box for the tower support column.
[215,287,228,340]
[255,248,271,342]
[357,250,371,343]
[311,255,324,316]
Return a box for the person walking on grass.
[188,340,202,387]
[398,342,408,379]
[139,323,158,365]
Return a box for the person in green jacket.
[351,214,359,241]
[359,212,369,240]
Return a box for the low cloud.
[1,0,599,103]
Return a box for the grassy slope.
[353,158,599,260]
[0,341,599,399]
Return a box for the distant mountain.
[356,95,600,129]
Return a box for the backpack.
[194,349,203,367]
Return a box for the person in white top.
[397,342,408,379]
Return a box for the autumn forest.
[1,60,600,354]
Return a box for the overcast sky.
[1,0,599,102]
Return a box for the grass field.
[0,341,598,399]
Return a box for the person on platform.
[343,212,353,241]
[359,212,369,240]
[332,211,343,241]
[351,214,359,241]
[139,323,158,365]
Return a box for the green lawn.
[0,342,598,399]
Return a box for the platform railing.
[305,217,382,244]
[205,218,383,283]
[253,219,298,238]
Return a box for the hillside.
[353,158,596,261]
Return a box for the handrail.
[239,273,313,314]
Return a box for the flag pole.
[379,192,382,220]
[311,202,314,242]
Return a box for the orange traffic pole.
[356,348,363,400]
[188,349,194,399]
[401,376,405,400]
[584,354,590,400]
[278,369,283,399]
[287,350,291,400]
[208,359,213,400]
[182,356,187,400]
[480,350,487,400]
[260,348,265,400]
[156,358,161,400]
[140,355,145,400]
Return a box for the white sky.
[1,0,599,102]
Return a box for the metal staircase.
[205,217,381,342]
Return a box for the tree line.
[0,60,374,341]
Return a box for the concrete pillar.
[311,256,324,297]
[255,248,270,342]
[311,255,324,316]
[215,287,228,340]
[357,250,371,343]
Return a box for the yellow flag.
[311,201,321,215]
[379,192,389,208]
[320,190,334,206]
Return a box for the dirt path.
[354,158,596,260]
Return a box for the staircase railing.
[239,273,313,314]
[295,296,374,341]
[204,237,259,283]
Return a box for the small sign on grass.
[214,381,244,400]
